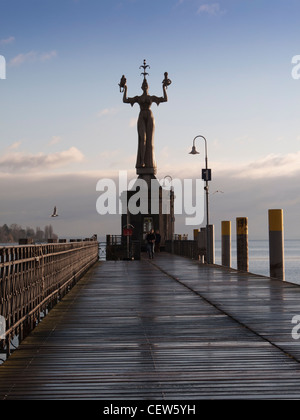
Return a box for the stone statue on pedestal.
[119,60,171,176]
[119,61,174,252]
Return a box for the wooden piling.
[269,209,285,281]
[208,224,215,264]
[193,229,200,240]
[221,221,231,267]
[236,217,249,272]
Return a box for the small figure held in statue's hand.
[119,75,127,92]
[163,72,172,89]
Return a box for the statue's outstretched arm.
[151,84,168,106]
[123,85,138,107]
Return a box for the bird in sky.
[51,206,59,217]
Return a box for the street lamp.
[163,175,173,185]
[189,135,211,264]
[123,223,134,260]
[163,175,174,252]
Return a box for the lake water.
[214,239,300,286]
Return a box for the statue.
[120,60,171,176]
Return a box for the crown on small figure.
[139,59,150,79]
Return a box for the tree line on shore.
[0,223,58,243]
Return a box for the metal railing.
[165,239,205,261]
[0,240,99,357]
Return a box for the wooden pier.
[1,253,300,399]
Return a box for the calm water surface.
[215,239,300,286]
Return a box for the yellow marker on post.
[269,209,285,281]
[193,229,200,240]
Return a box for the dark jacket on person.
[146,232,156,243]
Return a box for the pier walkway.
[1,253,300,399]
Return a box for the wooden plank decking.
[1,253,300,400]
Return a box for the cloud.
[216,151,300,180]
[129,118,137,128]
[0,150,300,240]
[9,50,57,67]
[8,141,22,150]
[39,50,57,62]
[0,147,84,172]
[0,36,15,45]
[197,3,225,16]
[158,146,171,161]
[97,108,118,118]
[10,51,36,66]
[0,149,300,241]
[98,149,122,160]
[49,136,62,146]
[158,150,300,181]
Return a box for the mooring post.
[268,209,285,281]
[208,225,215,264]
[236,217,249,272]
[193,229,200,240]
[221,221,231,267]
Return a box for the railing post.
[268,209,285,281]
[221,221,231,267]
[236,217,249,272]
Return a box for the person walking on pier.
[146,229,156,259]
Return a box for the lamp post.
[189,135,211,264]
[163,175,174,252]
[123,223,134,260]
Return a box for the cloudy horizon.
[0,149,299,241]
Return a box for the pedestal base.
[136,167,157,176]
[120,176,174,250]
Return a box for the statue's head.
[141,79,149,93]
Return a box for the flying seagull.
[51,206,59,217]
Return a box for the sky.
[1,0,300,242]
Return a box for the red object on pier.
[123,228,133,237]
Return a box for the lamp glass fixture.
[189,145,200,155]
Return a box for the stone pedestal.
[136,167,156,176]
[120,175,174,250]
